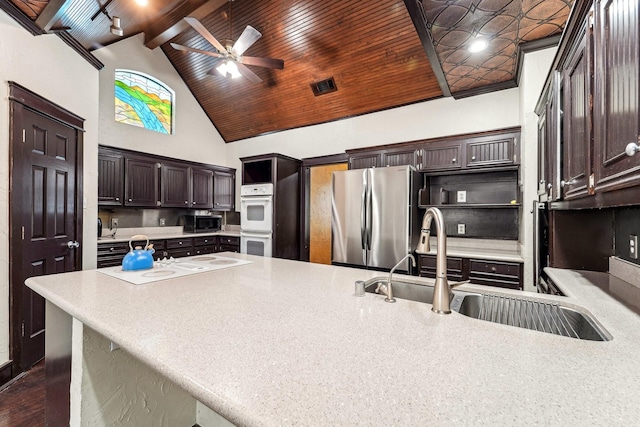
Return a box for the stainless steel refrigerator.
[331,165,420,273]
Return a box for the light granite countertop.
[26,256,640,425]
[97,226,240,244]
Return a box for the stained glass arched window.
[115,70,175,135]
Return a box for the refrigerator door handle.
[366,169,373,252]
[360,170,368,265]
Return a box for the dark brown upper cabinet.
[192,168,214,209]
[160,163,190,208]
[537,0,640,208]
[561,10,594,201]
[124,158,159,207]
[99,146,235,210]
[593,0,640,195]
[348,152,382,169]
[98,150,123,206]
[346,128,519,172]
[213,170,235,211]
[418,143,462,171]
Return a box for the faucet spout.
[381,253,416,303]
[415,207,450,314]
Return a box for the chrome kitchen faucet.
[378,253,417,303]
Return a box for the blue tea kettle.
[122,235,155,271]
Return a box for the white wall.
[0,10,100,367]
[93,34,228,166]
[225,87,521,204]
[519,47,558,291]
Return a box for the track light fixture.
[90,0,123,37]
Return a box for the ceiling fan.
[170,14,284,83]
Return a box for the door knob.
[67,241,80,249]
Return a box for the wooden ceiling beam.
[144,0,228,50]
[35,0,71,32]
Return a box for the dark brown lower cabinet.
[98,235,241,267]
[418,255,465,282]
[418,255,523,290]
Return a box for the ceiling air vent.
[310,77,337,96]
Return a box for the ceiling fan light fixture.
[110,16,123,36]
[216,60,241,79]
[468,38,488,53]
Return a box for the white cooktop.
[98,255,252,285]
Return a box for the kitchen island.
[26,254,640,426]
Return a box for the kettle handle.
[129,235,150,251]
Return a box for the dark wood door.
[97,150,123,206]
[10,101,82,372]
[545,72,562,201]
[124,158,158,207]
[213,170,235,211]
[419,143,462,171]
[594,0,640,193]
[160,163,190,208]
[465,137,515,168]
[348,152,381,170]
[562,12,593,200]
[191,168,214,209]
[382,147,417,167]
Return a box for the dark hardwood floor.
[0,362,45,427]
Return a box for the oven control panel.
[240,183,274,197]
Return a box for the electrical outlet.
[457,224,466,235]
[112,218,119,228]
[457,191,467,203]
[159,218,166,227]
[631,235,638,259]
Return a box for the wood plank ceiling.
[2,0,572,142]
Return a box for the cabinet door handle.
[115,197,120,201]
[192,201,196,205]
[471,156,476,161]
[452,158,457,163]
[179,242,183,245]
[491,267,497,273]
[128,198,132,202]
[561,179,577,187]
[185,201,188,205]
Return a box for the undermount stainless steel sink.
[363,277,611,341]
[451,293,611,341]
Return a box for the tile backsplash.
[98,208,240,230]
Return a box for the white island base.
[49,301,232,427]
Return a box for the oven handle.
[240,231,273,238]
[241,196,272,202]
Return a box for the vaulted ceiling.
[1,0,573,142]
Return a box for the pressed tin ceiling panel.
[419,0,573,94]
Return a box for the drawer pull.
[491,267,497,273]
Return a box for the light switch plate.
[457,224,466,234]
[631,235,638,259]
[457,191,467,203]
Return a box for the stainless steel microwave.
[181,214,222,233]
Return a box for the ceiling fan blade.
[183,16,228,54]
[241,56,284,70]
[235,62,263,83]
[232,25,262,56]
[170,43,224,59]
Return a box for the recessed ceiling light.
[135,0,148,6]
[469,38,488,53]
